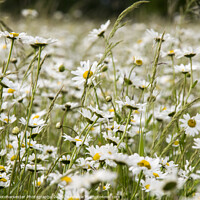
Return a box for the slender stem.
[184,57,193,105]
[3,38,14,75]
[68,118,99,170]
[131,171,143,200]
[8,46,42,196]
[182,73,187,107]
[117,109,132,148]
[139,113,144,156]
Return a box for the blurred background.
[0,0,199,22]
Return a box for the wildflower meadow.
[1,0,200,199]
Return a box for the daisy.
[174,63,194,74]
[0,31,27,40]
[129,153,160,176]
[179,113,200,136]
[103,131,125,149]
[79,108,100,124]
[23,35,57,47]
[71,60,99,87]
[43,145,58,158]
[63,134,90,147]
[166,133,179,147]
[0,113,16,124]
[0,173,10,188]
[192,138,200,149]
[20,116,46,128]
[34,174,45,188]
[116,96,141,110]
[175,47,199,59]
[133,56,144,66]
[88,20,110,40]
[21,9,38,18]
[59,155,71,165]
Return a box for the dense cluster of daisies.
[1,10,200,200]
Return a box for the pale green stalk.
[184,57,193,105]
[8,46,43,196]
[117,109,132,148]
[68,117,99,170]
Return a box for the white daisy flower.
[21,9,38,18]
[88,20,110,40]
[0,31,27,40]
[0,113,16,124]
[179,113,200,136]
[192,138,200,149]
[71,60,99,87]
[116,96,141,110]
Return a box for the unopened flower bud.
[106,95,112,102]
[58,64,65,72]
[101,65,108,72]
[56,122,61,129]
[65,103,71,111]
[12,126,20,135]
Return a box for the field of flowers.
[1,1,200,199]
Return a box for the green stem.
[68,118,99,170]
[131,171,143,200]
[3,38,14,75]
[117,109,132,148]
[8,46,42,197]
[184,57,193,105]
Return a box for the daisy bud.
[106,95,112,102]
[12,126,20,135]
[147,95,156,103]
[58,64,65,72]
[101,65,108,72]
[124,77,132,85]
[56,122,61,129]
[10,58,18,64]
[64,103,71,111]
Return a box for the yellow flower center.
[33,123,37,126]
[0,166,6,172]
[68,197,79,200]
[162,107,167,111]
[22,142,33,148]
[11,155,17,161]
[188,119,196,128]
[134,110,140,114]
[135,59,143,66]
[103,186,106,190]
[137,39,142,44]
[37,181,41,186]
[33,115,40,119]
[153,172,159,178]
[108,151,112,155]
[166,162,169,166]
[91,127,95,131]
[83,70,93,79]
[8,88,16,93]
[10,32,19,37]
[169,50,174,54]
[75,138,82,142]
[0,178,7,182]
[2,44,7,49]
[93,153,101,161]
[131,119,136,122]
[145,184,150,189]
[6,144,13,149]
[4,118,10,123]
[109,109,114,112]
[174,141,179,146]
[61,176,72,184]
[137,160,151,169]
